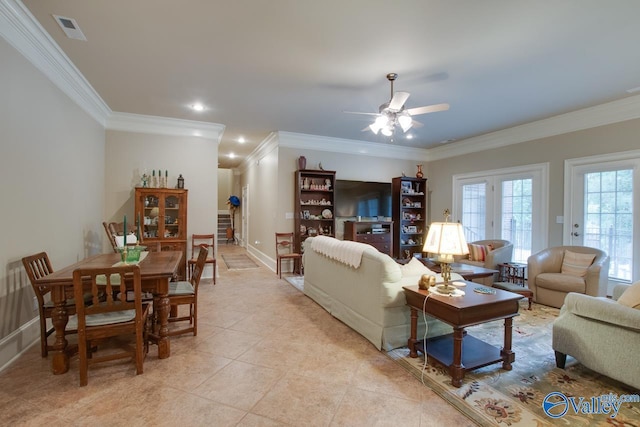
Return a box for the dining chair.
[188,234,216,284]
[275,232,303,278]
[166,245,208,337]
[22,252,80,358]
[70,264,151,386]
[104,221,138,253]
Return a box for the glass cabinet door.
[142,192,161,239]
[163,194,184,239]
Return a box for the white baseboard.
[0,318,39,372]
[246,245,276,273]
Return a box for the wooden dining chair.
[188,234,216,284]
[70,265,151,386]
[103,221,138,253]
[22,252,80,358]
[167,245,208,337]
[275,232,303,278]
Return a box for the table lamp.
[423,210,469,294]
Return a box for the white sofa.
[303,236,458,351]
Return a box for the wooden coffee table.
[420,259,498,281]
[403,283,522,387]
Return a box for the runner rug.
[387,302,639,426]
[221,253,259,270]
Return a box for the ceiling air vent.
[53,15,87,41]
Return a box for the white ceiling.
[19,0,640,168]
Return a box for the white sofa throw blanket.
[311,235,369,268]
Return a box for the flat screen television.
[335,180,392,218]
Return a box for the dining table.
[35,250,182,375]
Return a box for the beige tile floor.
[0,245,475,426]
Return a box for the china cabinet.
[294,170,336,253]
[135,187,188,279]
[392,177,427,259]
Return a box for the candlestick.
[123,215,127,246]
[136,213,141,243]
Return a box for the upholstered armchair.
[552,284,640,389]
[528,246,609,308]
[455,239,513,285]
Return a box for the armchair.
[455,239,513,285]
[528,246,609,308]
[552,285,640,389]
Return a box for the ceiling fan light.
[398,114,412,132]
[381,126,393,137]
[369,123,382,134]
[374,115,388,127]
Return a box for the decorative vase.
[416,165,424,179]
[298,156,307,170]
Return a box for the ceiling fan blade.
[388,91,410,111]
[411,120,424,128]
[407,103,450,116]
[343,110,379,116]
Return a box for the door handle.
[571,231,580,237]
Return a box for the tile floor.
[0,245,475,426]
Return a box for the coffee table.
[421,259,498,281]
[403,283,522,387]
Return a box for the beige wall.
[0,38,105,365]
[217,168,232,210]
[104,131,219,260]
[426,118,640,247]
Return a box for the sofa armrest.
[484,244,512,269]
[584,255,610,297]
[562,292,640,331]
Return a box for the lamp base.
[430,283,465,297]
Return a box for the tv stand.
[344,221,393,256]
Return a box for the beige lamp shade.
[423,222,469,258]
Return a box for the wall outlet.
[33,296,38,311]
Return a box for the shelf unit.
[294,170,336,253]
[392,177,427,259]
[344,221,393,256]
[135,187,188,279]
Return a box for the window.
[453,164,548,263]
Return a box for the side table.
[498,262,527,285]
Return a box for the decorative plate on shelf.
[322,209,333,219]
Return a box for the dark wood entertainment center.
[343,221,393,256]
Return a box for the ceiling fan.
[344,73,449,136]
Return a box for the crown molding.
[239,131,279,173]
[0,0,111,126]
[107,112,225,142]
[427,94,640,161]
[277,131,429,161]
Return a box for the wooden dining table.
[35,250,182,375]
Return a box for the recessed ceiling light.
[238,137,246,143]
[406,134,413,140]
[191,103,205,112]
[228,153,236,159]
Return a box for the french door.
[565,152,640,282]
[453,164,548,263]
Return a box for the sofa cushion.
[400,257,432,277]
[536,272,586,293]
[561,250,595,277]
[617,280,640,309]
[468,243,493,262]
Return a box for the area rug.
[388,303,640,426]
[284,275,304,292]
[221,253,259,270]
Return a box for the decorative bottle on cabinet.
[392,177,427,259]
[135,187,188,279]
[294,169,336,253]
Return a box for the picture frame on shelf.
[401,181,412,193]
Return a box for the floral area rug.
[388,302,640,426]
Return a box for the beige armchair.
[553,285,640,389]
[455,239,513,285]
[528,246,609,308]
